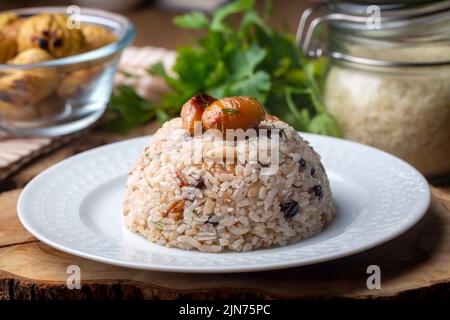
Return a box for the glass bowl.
[0,7,135,136]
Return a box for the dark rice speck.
[281,201,300,219]
[184,191,196,202]
[312,185,323,199]
[194,177,206,190]
[206,214,219,226]
[299,158,306,171]
[258,160,270,168]
[182,133,192,141]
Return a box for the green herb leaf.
[307,113,341,137]
[240,10,272,37]
[229,44,266,79]
[155,109,170,123]
[108,85,154,133]
[228,70,271,101]
[173,11,210,29]
[150,220,165,230]
[263,0,272,19]
[120,69,134,78]
[148,62,168,77]
[211,0,254,33]
[222,108,241,115]
[284,87,309,130]
[304,62,326,113]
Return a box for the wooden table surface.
[1,123,450,300]
[1,1,450,300]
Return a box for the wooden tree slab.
[1,186,450,300]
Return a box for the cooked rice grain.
[123,117,336,252]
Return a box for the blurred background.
[1,0,448,179]
[0,0,310,49]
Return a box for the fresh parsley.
[222,108,241,115]
[120,69,134,78]
[108,85,169,132]
[150,220,165,230]
[109,0,341,137]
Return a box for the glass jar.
[297,0,450,177]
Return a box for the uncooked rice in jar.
[324,46,450,176]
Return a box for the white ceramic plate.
[18,133,430,273]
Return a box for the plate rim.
[17,133,431,273]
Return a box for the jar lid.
[296,0,450,67]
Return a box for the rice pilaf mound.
[123,98,336,252]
